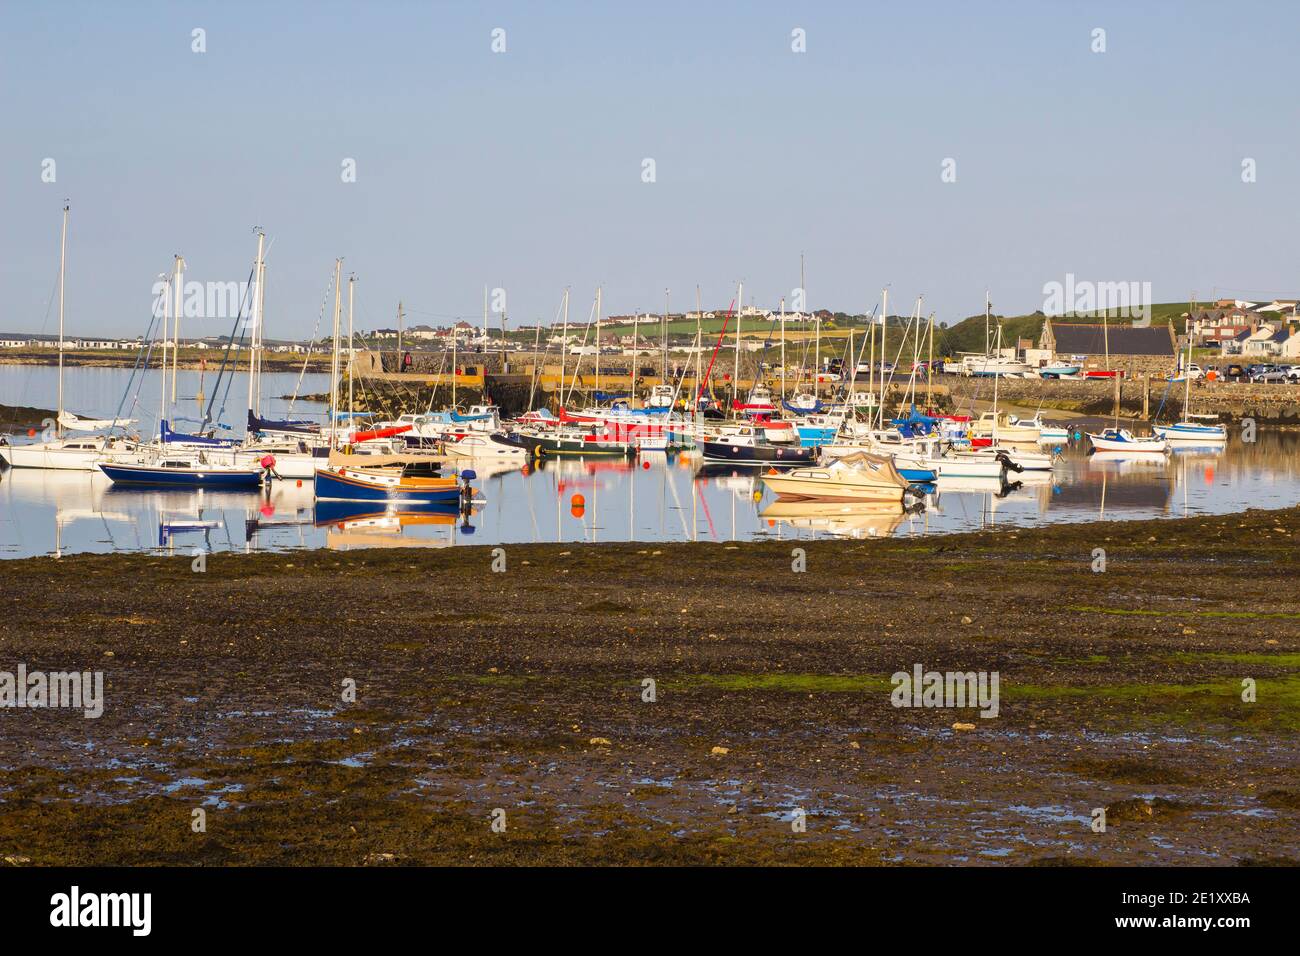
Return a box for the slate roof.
[1043,321,1175,356]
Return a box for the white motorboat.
[950,444,1054,472]
[970,411,1041,443]
[440,432,528,459]
[1086,428,1169,453]
[1011,412,1070,443]
[760,451,911,503]
[0,435,136,471]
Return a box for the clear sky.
[3,0,1297,339]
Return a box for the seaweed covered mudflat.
[0,509,1297,866]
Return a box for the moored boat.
[1086,428,1169,453]
[99,455,265,488]
[313,466,465,502]
[760,451,910,503]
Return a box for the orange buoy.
[296,479,302,487]
[570,504,585,518]
[27,428,36,438]
[642,460,650,469]
[571,493,585,508]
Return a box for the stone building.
[1038,319,1177,375]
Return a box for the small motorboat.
[1007,412,1069,444]
[760,451,910,503]
[970,411,1041,443]
[439,432,528,459]
[1086,428,1169,453]
[949,444,1053,472]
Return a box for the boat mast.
[347,274,355,422]
[247,229,266,420]
[867,300,875,413]
[595,285,602,399]
[328,258,343,450]
[255,241,267,415]
[926,311,935,409]
[878,288,888,428]
[171,255,184,407]
[662,288,669,388]
[733,281,742,409]
[779,296,786,399]
[993,323,1002,422]
[559,287,569,410]
[451,302,458,406]
[694,285,702,413]
[56,203,69,437]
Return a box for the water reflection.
[4,429,1300,559]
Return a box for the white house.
[1241,324,1290,357]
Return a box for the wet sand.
[0,507,1297,865]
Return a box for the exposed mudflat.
[0,508,1297,865]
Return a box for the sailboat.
[1153,328,1227,442]
[312,263,474,503]
[1,205,134,470]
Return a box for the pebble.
[952,722,976,731]
[960,616,972,625]
[588,737,612,746]
[710,746,729,755]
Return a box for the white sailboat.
[1,205,133,470]
[1153,331,1227,442]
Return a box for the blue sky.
[3,0,1297,338]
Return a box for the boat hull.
[1087,433,1168,453]
[700,440,817,465]
[99,463,264,488]
[1153,423,1227,442]
[1,442,102,470]
[313,468,462,502]
[512,433,635,458]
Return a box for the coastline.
[1,507,1296,865]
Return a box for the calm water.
[3,368,1300,558]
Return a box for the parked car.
[1286,367,1300,382]
[1250,366,1289,383]
[1221,364,1248,382]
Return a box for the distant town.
[4,296,1299,362]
